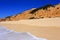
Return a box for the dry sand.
[0,18,60,40]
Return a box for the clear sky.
[0,0,60,18]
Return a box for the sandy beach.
[0,18,60,40]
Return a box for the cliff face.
[0,4,60,22]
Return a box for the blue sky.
[0,0,60,18]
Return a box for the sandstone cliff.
[0,4,60,22]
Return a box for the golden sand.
[0,18,60,40]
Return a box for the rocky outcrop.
[0,4,60,22]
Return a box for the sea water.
[0,26,47,40]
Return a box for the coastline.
[0,18,60,40]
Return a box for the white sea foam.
[0,27,47,40]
